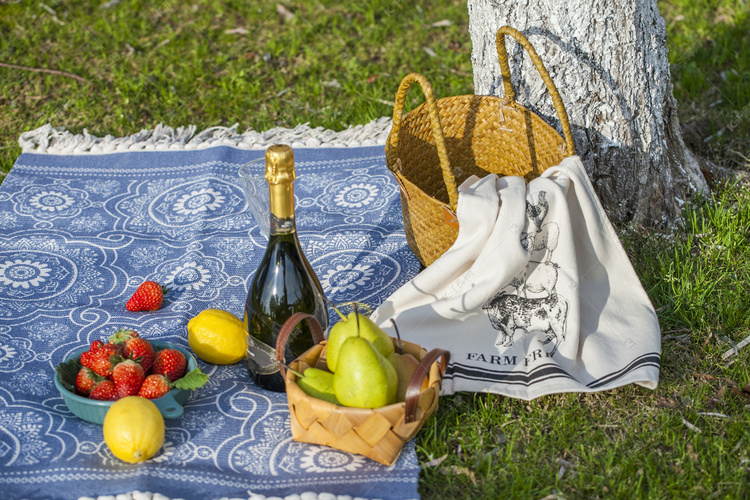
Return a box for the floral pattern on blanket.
[0,145,421,500]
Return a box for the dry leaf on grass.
[730,386,750,400]
[225,27,248,35]
[696,411,729,418]
[422,454,448,468]
[693,373,750,400]
[557,465,566,479]
[431,19,453,27]
[276,4,295,22]
[693,372,722,382]
[656,397,681,409]
[721,333,750,359]
[681,418,702,433]
[439,465,477,485]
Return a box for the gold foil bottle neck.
[265,144,296,185]
[265,144,295,220]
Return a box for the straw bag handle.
[275,311,326,378]
[404,348,450,423]
[496,25,576,155]
[390,73,459,211]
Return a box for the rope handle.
[389,73,459,211]
[496,26,576,155]
[275,312,326,379]
[404,348,450,423]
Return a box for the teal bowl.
[54,341,197,425]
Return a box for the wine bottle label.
[246,336,280,376]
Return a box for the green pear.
[326,305,394,373]
[333,336,397,408]
[296,367,339,405]
[386,318,422,402]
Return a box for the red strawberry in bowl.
[89,379,119,401]
[151,348,186,382]
[75,367,104,396]
[80,342,123,378]
[112,359,145,398]
[139,370,210,400]
[126,281,167,312]
[109,328,156,372]
[138,374,172,399]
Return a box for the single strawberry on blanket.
[126,281,167,312]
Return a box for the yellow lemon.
[103,396,164,463]
[187,308,247,364]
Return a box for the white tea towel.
[371,156,660,400]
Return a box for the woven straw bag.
[386,25,576,267]
[275,312,450,466]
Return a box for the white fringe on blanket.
[19,118,393,155]
[79,491,389,500]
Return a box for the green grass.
[2,1,750,499]
[660,0,750,170]
[0,0,474,177]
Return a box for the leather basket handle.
[275,312,325,378]
[404,348,450,423]
[495,25,576,155]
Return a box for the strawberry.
[89,379,119,401]
[138,374,172,399]
[80,342,123,378]
[139,369,211,399]
[151,348,186,382]
[126,281,167,312]
[112,359,145,398]
[124,337,156,371]
[75,367,104,396]
[109,328,156,371]
[80,343,101,370]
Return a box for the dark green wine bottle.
[244,144,329,392]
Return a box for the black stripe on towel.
[444,362,574,387]
[585,352,661,389]
[443,352,661,389]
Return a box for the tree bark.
[468,0,708,226]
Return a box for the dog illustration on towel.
[482,191,569,356]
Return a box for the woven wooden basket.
[275,312,450,466]
[386,25,576,267]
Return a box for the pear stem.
[323,296,347,321]
[390,318,404,355]
[354,302,361,338]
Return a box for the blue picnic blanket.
[0,144,422,500]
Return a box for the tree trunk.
[468,0,708,226]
